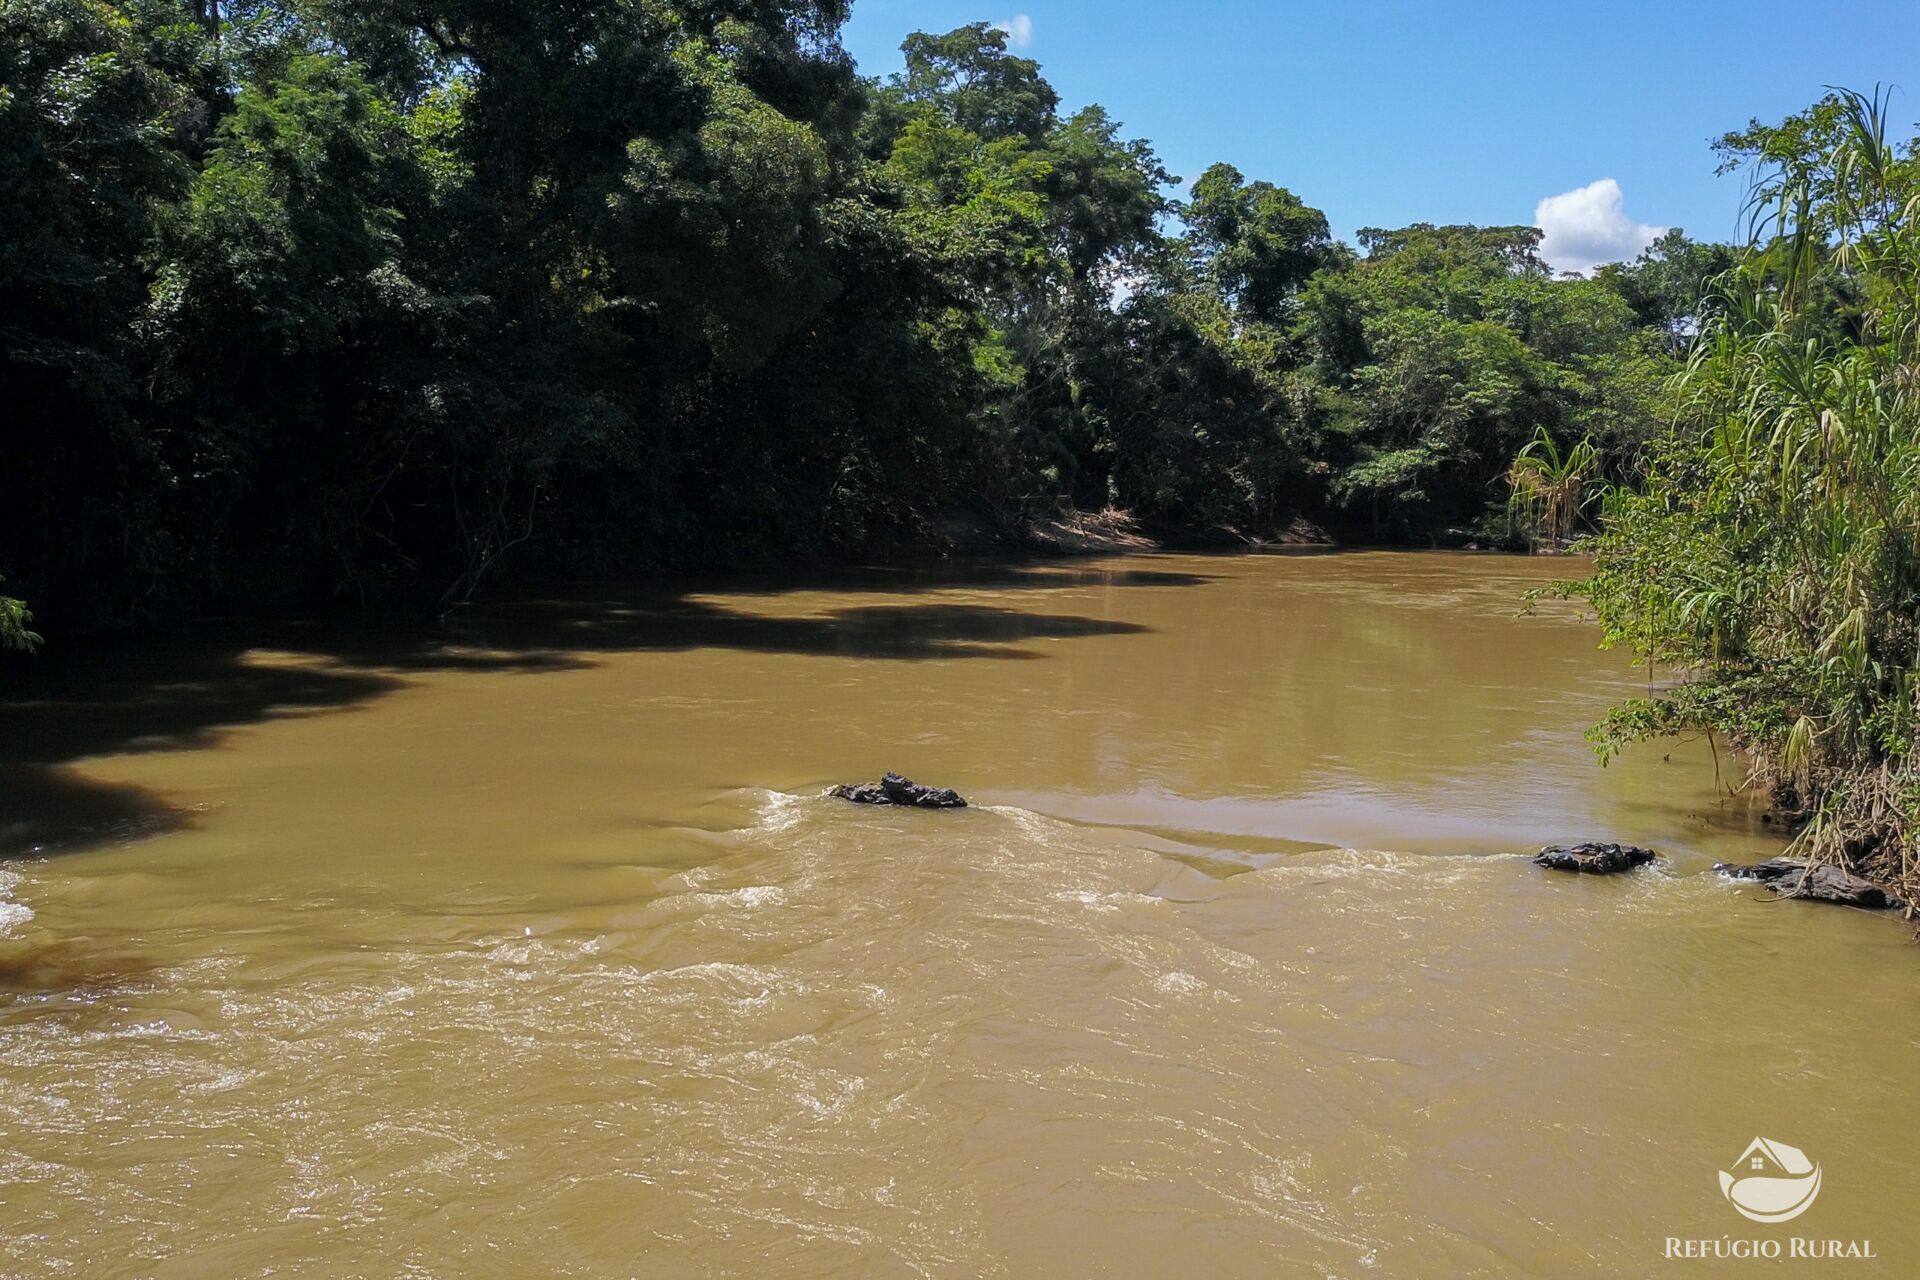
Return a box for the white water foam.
[690,885,787,910]
[750,788,809,835]
[1055,887,1165,913]
[0,868,30,936]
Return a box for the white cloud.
[994,14,1034,47]
[1533,178,1665,276]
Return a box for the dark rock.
[830,772,966,809]
[1712,857,1804,883]
[1715,858,1903,909]
[1532,842,1658,874]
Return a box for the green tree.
[1577,88,1920,896]
[1187,163,1338,327]
[1594,229,1738,350]
[0,0,195,627]
[0,1,1696,646]
[1311,220,1665,539]
[884,22,1056,144]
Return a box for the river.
[1,551,1914,1277]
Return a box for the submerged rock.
[1532,842,1658,874]
[1714,858,1903,910]
[830,772,967,809]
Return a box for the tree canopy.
[1,2,1717,639]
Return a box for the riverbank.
[934,505,1340,559]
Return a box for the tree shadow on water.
[0,640,412,858]
[446,596,1149,661]
[0,561,1186,857]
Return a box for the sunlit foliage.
[1578,88,1920,895]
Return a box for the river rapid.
[1,551,1914,1277]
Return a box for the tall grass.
[1579,88,1920,898]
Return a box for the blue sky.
[841,1,1920,272]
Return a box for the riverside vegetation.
[3,0,1712,639]
[1578,89,1920,907]
[5,4,1919,902]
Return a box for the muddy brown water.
[1,551,1915,1277]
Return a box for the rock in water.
[1714,858,1902,909]
[1712,857,1804,883]
[880,773,966,808]
[830,772,967,809]
[1532,842,1657,874]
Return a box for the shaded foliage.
[1,2,1710,642]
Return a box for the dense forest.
[1,0,1726,642]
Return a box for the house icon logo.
[1719,1137,1822,1223]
